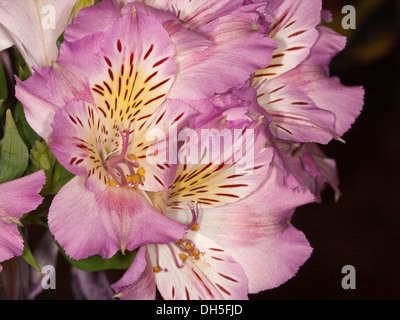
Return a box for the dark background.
[1,0,399,301]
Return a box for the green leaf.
[21,195,53,227]
[56,32,64,50]
[59,245,137,272]
[30,141,75,195]
[18,65,31,82]
[12,101,41,150]
[48,161,75,194]
[19,227,41,272]
[12,47,31,81]
[0,109,29,183]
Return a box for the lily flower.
[276,140,341,202]
[14,0,280,261]
[112,94,314,300]
[16,7,203,260]
[252,0,364,144]
[112,148,314,299]
[0,0,77,69]
[0,170,46,272]
[64,0,278,99]
[47,99,193,259]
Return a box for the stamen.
[176,237,200,260]
[137,167,145,177]
[153,244,168,273]
[179,253,187,262]
[186,202,199,230]
[127,154,136,161]
[108,180,119,187]
[167,243,185,269]
[179,238,195,254]
[152,203,202,273]
[103,121,145,188]
[153,266,162,273]
[125,173,142,186]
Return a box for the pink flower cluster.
[0,0,363,299]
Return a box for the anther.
[191,223,199,231]
[137,167,145,178]
[108,180,119,188]
[127,154,136,161]
[126,173,142,185]
[153,266,161,273]
[179,253,187,262]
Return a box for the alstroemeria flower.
[0,0,77,69]
[111,93,314,299]
[16,0,276,138]
[13,0,280,260]
[15,8,211,260]
[276,140,341,202]
[0,170,46,272]
[112,158,314,299]
[47,99,193,259]
[251,0,364,144]
[65,0,277,99]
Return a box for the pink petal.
[254,0,322,83]
[127,2,277,100]
[144,0,244,34]
[304,143,341,201]
[277,26,365,136]
[278,141,341,202]
[48,176,186,260]
[64,0,121,42]
[148,231,248,300]
[198,163,314,292]
[0,213,24,270]
[0,171,45,269]
[0,170,45,217]
[166,121,274,210]
[48,100,101,180]
[129,99,197,192]
[168,9,277,99]
[111,246,156,300]
[15,35,98,138]
[87,9,177,133]
[257,79,338,143]
[303,25,347,74]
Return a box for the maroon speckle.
[144,44,154,60]
[152,57,169,68]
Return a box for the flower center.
[103,122,145,188]
[153,202,201,273]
